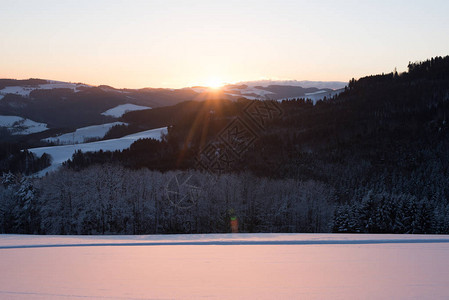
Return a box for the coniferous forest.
[1,56,449,234]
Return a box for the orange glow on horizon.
[204,77,225,89]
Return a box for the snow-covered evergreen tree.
[14,177,39,233]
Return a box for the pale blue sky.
[1,0,448,88]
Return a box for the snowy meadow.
[1,234,449,299]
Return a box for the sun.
[205,77,224,89]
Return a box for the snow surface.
[189,82,344,101]
[99,86,130,94]
[190,86,274,99]
[43,122,126,144]
[305,89,329,96]
[304,88,345,102]
[1,233,448,299]
[238,80,347,90]
[190,87,207,93]
[1,233,448,248]
[0,82,89,98]
[236,87,275,98]
[101,103,151,118]
[0,115,48,135]
[225,93,259,100]
[29,127,167,175]
[276,88,346,104]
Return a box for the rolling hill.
[0,78,345,133]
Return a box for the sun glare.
[206,78,223,89]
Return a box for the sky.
[1,0,448,89]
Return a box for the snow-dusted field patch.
[0,82,89,98]
[43,122,126,144]
[29,127,167,175]
[101,103,151,118]
[0,234,448,299]
[304,88,345,102]
[0,115,48,135]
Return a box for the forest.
[1,56,449,234]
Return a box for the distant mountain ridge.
[235,79,346,90]
[0,78,345,134]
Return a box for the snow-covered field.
[189,82,345,101]
[190,86,275,100]
[0,82,89,98]
[304,88,345,102]
[238,80,347,90]
[0,234,448,299]
[0,115,48,135]
[29,127,167,175]
[43,122,126,144]
[101,103,151,118]
[276,88,345,104]
[231,86,275,99]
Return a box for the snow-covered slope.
[238,80,347,90]
[101,104,151,118]
[275,88,346,103]
[43,122,126,145]
[29,127,167,175]
[303,88,345,102]
[0,81,89,98]
[226,86,275,99]
[188,80,347,101]
[0,115,48,135]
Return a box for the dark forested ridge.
[0,78,48,90]
[2,56,449,234]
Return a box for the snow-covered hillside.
[29,127,167,175]
[43,122,126,144]
[0,81,89,98]
[101,103,151,118]
[1,233,448,299]
[275,88,346,103]
[0,115,48,135]
[303,88,345,102]
[188,80,347,101]
[226,86,275,99]
[238,79,347,90]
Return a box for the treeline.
[406,56,449,80]
[0,142,50,175]
[0,166,335,234]
[0,78,47,90]
[102,123,143,140]
[333,191,449,234]
[1,165,448,235]
[64,138,179,171]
